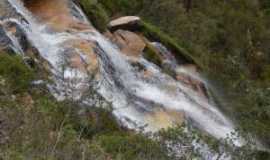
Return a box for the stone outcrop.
[107,29,146,59]
[23,0,93,32]
[108,16,141,32]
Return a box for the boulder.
[108,16,141,32]
[109,29,146,59]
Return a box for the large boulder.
[106,29,146,59]
[108,16,141,32]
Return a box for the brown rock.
[23,0,93,32]
[110,29,146,59]
[145,109,185,131]
[63,39,99,75]
[108,16,141,32]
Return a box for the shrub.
[95,134,169,160]
[0,53,34,93]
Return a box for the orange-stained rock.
[143,69,154,79]
[145,109,185,131]
[23,0,93,31]
[110,29,146,59]
[62,39,99,75]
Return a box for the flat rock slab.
[108,16,141,32]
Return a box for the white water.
[6,0,244,149]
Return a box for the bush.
[95,134,169,160]
[0,53,34,93]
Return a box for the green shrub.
[95,134,169,160]
[79,0,109,32]
[0,53,34,93]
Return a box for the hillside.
[0,0,270,159]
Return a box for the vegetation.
[1,0,270,159]
[0,53,170,160]
[79,0,109,32]
[0,53,34,93]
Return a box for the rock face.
[62,39,99,77]
[23,0,92,32]
[0,24,11,52]
[176,65,209,99]
[145,110,185,131]
[108,29,146,59]
[108,16,141,32]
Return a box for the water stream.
[5,0,244,153]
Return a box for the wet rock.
[145,109,185,131]
[0,23,12,52]
[62,39,99,77]
[142,42,163,66]
[151,42,178,70]
[176,64,209,99]
[108,16,141,32]
[109,29,146,59]
[0,0,13,18]
[23,0,92,32]
[4,20,29,52]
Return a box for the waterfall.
[5,0,244,151]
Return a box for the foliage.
[0,53,170,160]
[78,0,109,32]
[95,134,168,160]
[0,53,34,93]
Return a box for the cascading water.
[5,0,244,153]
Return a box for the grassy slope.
[0,53,169,160]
